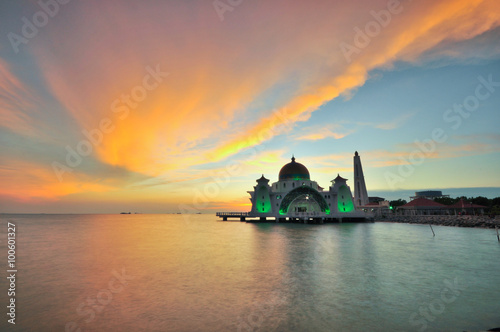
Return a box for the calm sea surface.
[0,214,499,332]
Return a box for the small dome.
[279,156,310,181]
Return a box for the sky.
[0,0,499,213]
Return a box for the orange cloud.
[1,0,499,207]
[0,159,114,202]
[0,59,41,136]
[31,1,499,174]
[295,124,352,141]
[209,0,500,160]
[375,112,415,130]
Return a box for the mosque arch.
[279,186,330,215]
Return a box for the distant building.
[368,196,385,203]
[396,197,489,216]
[360,200,390,217]
[448,199,487,215]
[397,197,448,216]
[410,190,449,200]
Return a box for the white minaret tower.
[353,151,368,207]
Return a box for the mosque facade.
[246,152,369,222]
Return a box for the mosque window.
[284,183,286,188]
[292,183,295,188]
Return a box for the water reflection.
[1,215,499,331]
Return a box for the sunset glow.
[1,0,499,213]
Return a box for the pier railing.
[216,212,250,217]
[288,212,323,217]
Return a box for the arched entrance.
[279,186,330,215]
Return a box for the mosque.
[217,152,370,223]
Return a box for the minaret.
[353,151,368,207]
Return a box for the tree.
[434,197,459,205]
[490,197,500,208]
[491,205,500,216]
[470,196,489,207]
[390,199,407,208]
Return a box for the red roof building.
[447,199,487,215]
[397,197,447,215]
[448,199,487,209]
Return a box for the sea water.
[0,214,499,331]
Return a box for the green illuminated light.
[256,185,271,213]
[337,185,354,212]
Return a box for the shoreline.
[377,215,500,229]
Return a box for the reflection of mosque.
[244,152,369,223]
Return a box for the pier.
[216,212,250,221]
[216,212,371,224]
